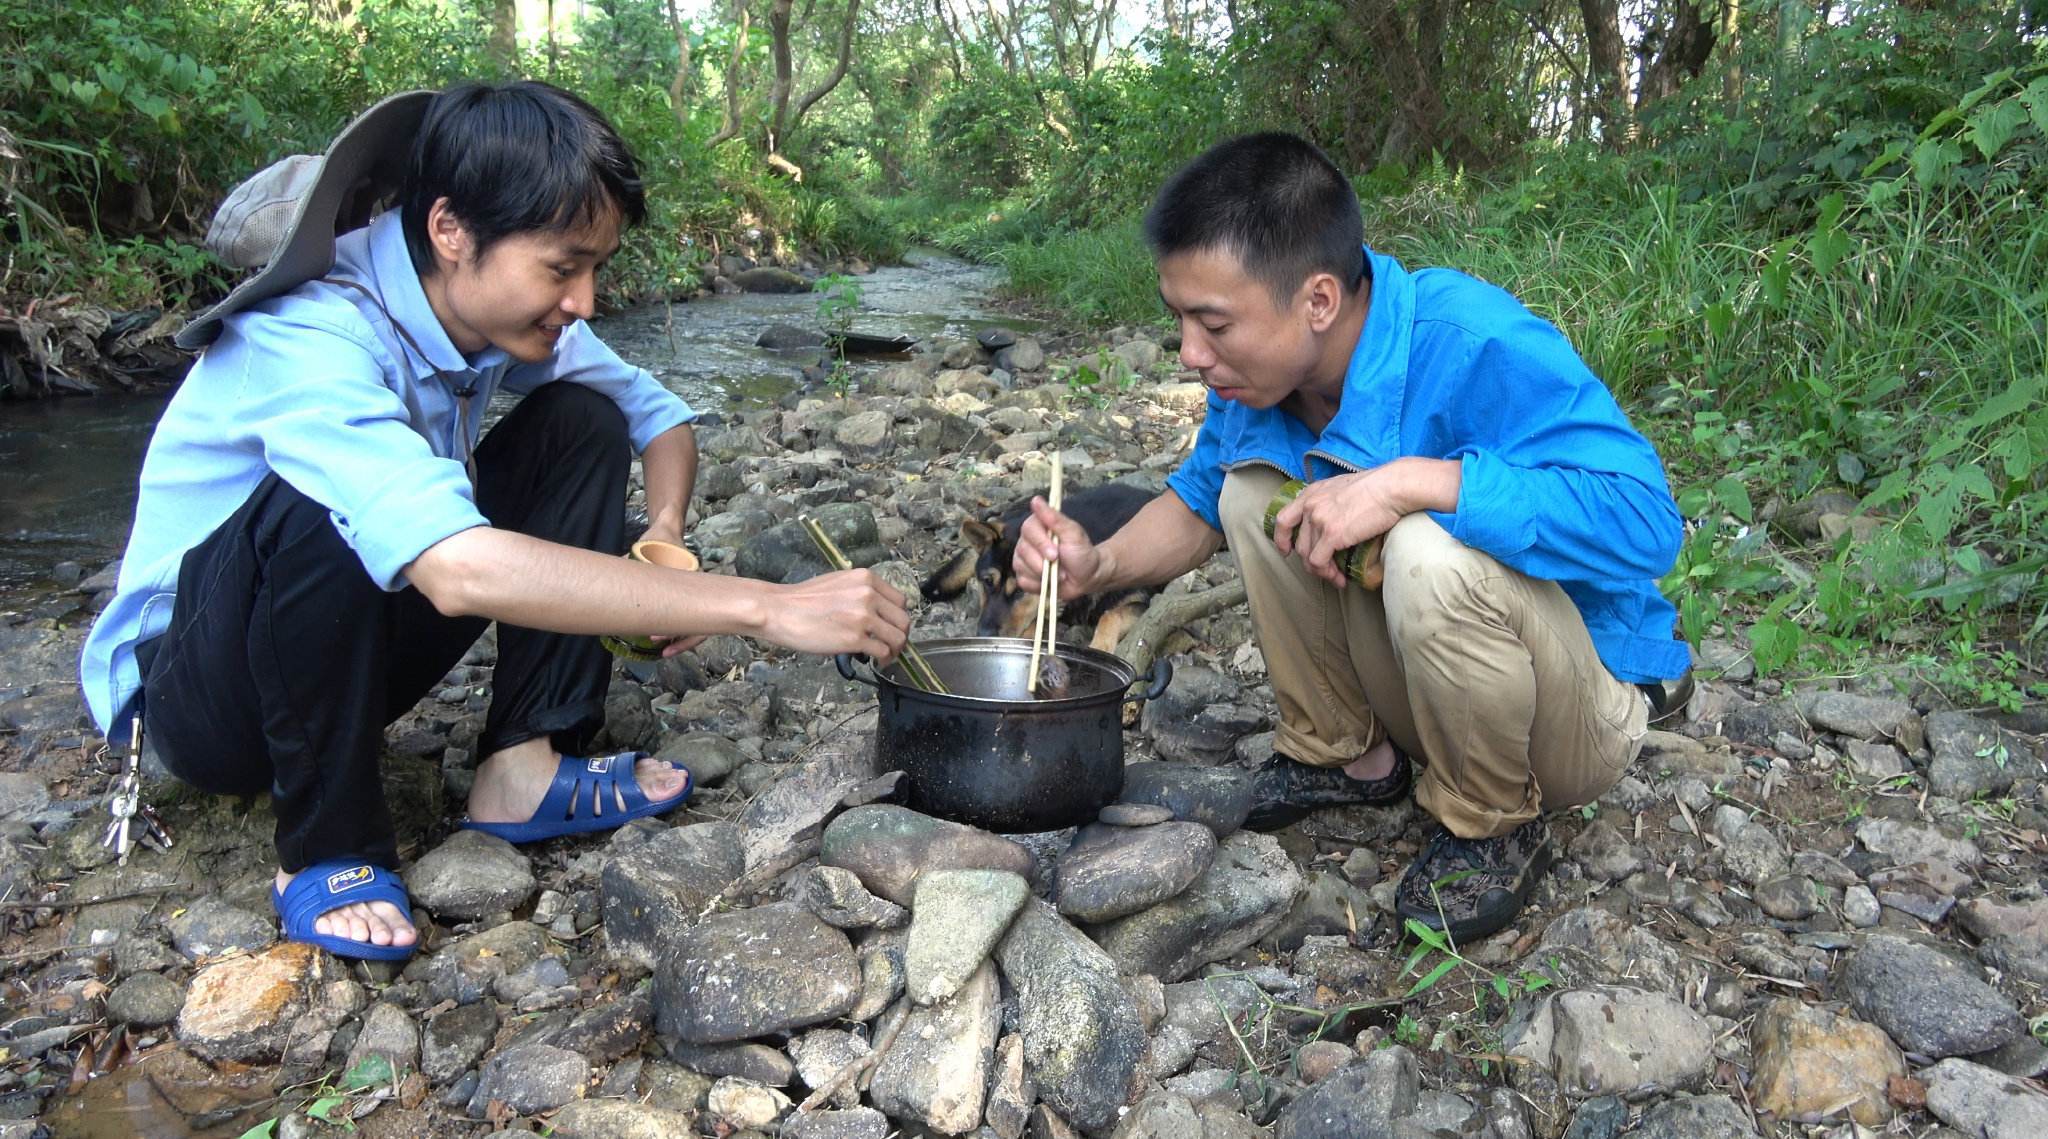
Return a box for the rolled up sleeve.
[1167,404,1229,532]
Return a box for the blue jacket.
[80,210,697,733]
[1167,247,1689,684]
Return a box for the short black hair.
[402,80,646,275]
[1142,132,1364,304]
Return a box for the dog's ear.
[960,517,1002,551]
[920,547,978,601]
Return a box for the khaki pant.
[1220,467,1648,839]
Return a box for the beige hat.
[178,90,435,350]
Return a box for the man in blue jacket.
[81,82,909,960]
[1015,133,1691,942]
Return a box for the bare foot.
[1343,739,1399,782]
[464,737,688,827]
[274,868,418,950]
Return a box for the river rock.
[407,829,534,920]
[870,961,1000,1134]
[1089,830,1303,982]
[996,339,1045,373]
[408,921,549,1007]
[547,1101,699,1139]
[994,898,1147,1132]
[1856,817,1981,866]
[789,1028,871,1109]
[423,1001,498,1086]
[1098,803,1176,826]
[985,1033,1034,1138]
[1262,871,1379,952]
[790,865,909,930]
[1749,998,1903,1125]
[821,804,1034,907]
[1112,1092,1203,1138]
[601,821,745,967]
[1053,821,1215,923]
[653,732,749,788]
[786,1107,892,1139]
[165,895,276,960]
[661,1038,794,1085]
[1923,1057,2048,1138]
[654,904,859,1044]
[758,323,827,349]
[1142,666,1263,763]
[737,504,882,583]
[1115,762,1255,836]
[1273,1044,1418,1139]
[0,773,50,820]
[1712,804,1790,886]
[106,972,183,1028]
[732,266,810,293]
[344,1001,419,1079]
[1567,819,1644,883]
[1841,934,2023,1057]
[469,1042,589,1115]
[1795,690,1918,741]
[177,942,321,1062]
[1927,710,2031,799]
[833,410,894,462]
[852,928,908,1021]
[1627,1095,1758,1139]
[706,1076,792,1130]
[1505,985,1713,1097]
[906,869,1029,1004]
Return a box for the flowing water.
[0,250,1024,601]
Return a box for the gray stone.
[1754,875,1823,921]
[1274,1045,1418,1139]
[1506,985,1713,1097]
[1262,872,1379,953]
[165,896,276,960]
[995,339,1046,373]
[994,898,1147,1132]
[654,904,859,1044]
[1844,885,1882,927]
[106,972,183,1027]
[666,1040,795,1085]
[1111,1092,1202,1138]
[757,323,827,349]
[1098,804,1176,827]
[1116,762,1255,836]
[1713,806,1790,886]
[833,410,894,462]
[1846,739,1909,779]
[1561,1097,1626,1139]
[1927,710,2034,800]
[705,1075,791,1130]
[423,1001,498,1086]
[1054,822,1216,924]
[1142,667,1262,764]
[821,804,1034,907]
[732,266,811,293]
[789,1028,871,1109]
[1112,339,1163,375]
[406,829,534,921]
[1857,817,1981,866]
[467,1042,588,1115]
[1923,1057,2048,1138]
[986,1033,1034,1139]
[869,962,1000,1133]
[1626,1095,1759,1138]
[852,928,908,1021]
[785,1107,893,1139]
[345,1002,419,1077]
[547,1101,699,1139]
[737,504,881,583]
[1568,819,1645,883]
[1795,690,1919,742]
[1841,935,2023,1057]
[601,821,745,967]
[0,773,51,820]
[654,732,749,788]
[1089,831,1303,982]
[906,869,1029,1004]
[790,865,910,930]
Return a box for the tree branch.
[792,0,862,126]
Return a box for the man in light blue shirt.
[1013,133,1692,945]
[81,82,910,960]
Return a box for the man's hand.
[1015,497,1108,602]
[637,521,684,549]
[1272,459,1460,587]
[759,569,912,665]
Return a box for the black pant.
[134,383,629,873]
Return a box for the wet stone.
[166,895,275,960]
[821,804,1034,907]
[468,1041,589,1116]
[423,1001,499,1086]
[1054,821,1215,924]
[906,868,1029,1005]
[664,1039,794,1085]
[1089,830,1303,982]
[406,829,534,920]
[654,904,859,1044]
[1841,934,2024,1057]
[105,971,183,1027]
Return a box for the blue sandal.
[271,860,418,962]
[461,752,691,844]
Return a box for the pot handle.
[1123,658,1173,704]
[835,653,880,688]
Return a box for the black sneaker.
[1394,818,1556,944]
[1637,670,1694,727]
[1242,748,1413,832]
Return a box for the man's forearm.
[1094,492,1224,592]
[409,525,769,637]
[641,423,698,536]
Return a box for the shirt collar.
[360,211,511,376]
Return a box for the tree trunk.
[765,0,796,152]
[932,0,964,81]
[791,0,862,127]
[706,0,753,148]
[489,0,519,73]
[1773,0,1808,106]
[1638,0,1718,106]
[1578,0,1631,145]
[666,0,693,131]
[1721,0,1743,106]
[1349,0,1473,164]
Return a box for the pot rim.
[866,635,1144,710]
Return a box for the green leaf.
[1713,475,1753,524]
[1911,138,1961,190]
[1956,67,2017,114]
[1813,191,1846,232]
[2020,77,2048,137]
[1404,957,1458,997]
[237,1122,279,1139]
[1967,100,2029,161]
[1759,240,1793,307]
[1959,373,2044,433]
[1747,610,1803,677]
[1836,452,1866,486]
[343,1053,394,1091]
[1859,141,1909,178]
[1402,918,1450,951]
[1702,301,1734,340]
[1807,228,1851,275]
[306,1096,346,1123]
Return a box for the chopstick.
[1028,454,1064,693]
[798,514,948,695]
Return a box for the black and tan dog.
[922,481,1156,652]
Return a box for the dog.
[922,481,1156,653]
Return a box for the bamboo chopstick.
[798,515,948,694]
[1028,454,1065,694]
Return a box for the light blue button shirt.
[80,210,697,733]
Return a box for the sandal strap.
[275,859,409,934]
[531,752,654,825]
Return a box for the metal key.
[136,804,174,853]
[99,714,145,863]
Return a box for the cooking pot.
[836,637,1172,833]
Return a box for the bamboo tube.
[799,515,947,694]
